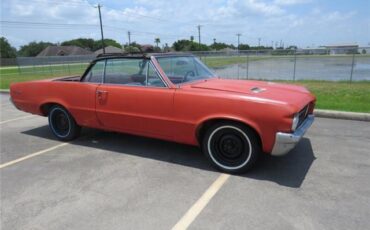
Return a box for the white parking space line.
[172,173,230,230]
[0,143,69,169]
[0,115,35,125]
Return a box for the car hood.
[187,78,315,110]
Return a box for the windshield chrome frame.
[151,54,217,88]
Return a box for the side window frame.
[101,58,168,88]
[146,61,167,88]
[83,59,106,83]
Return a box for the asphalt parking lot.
[1,92,370,230]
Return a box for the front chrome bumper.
[271,115,314,156]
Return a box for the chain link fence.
[195,47,370,82]
[1,47,369,83]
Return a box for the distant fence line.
[1,47,369,82]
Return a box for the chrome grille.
[297,104,309,128]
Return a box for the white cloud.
[10,2,35,16]
[274,0,311,6]
[325,11,357,21]
[0,0,368,48]
[244,0,285,16]
[214,0,285,17]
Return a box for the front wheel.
[48,105,81,141]
[202,122,261,174]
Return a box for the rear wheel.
[48,105,81,141]
[202,122,261,174]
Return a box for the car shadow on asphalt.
[22,125,316,188]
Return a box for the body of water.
[212,56,370,81]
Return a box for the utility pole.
[127,31,131,46]
[258,37,261,47]
[95,4,105,54]
[236,33,241,52]
[197,25,202,50]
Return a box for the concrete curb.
[314,109,370,122]
[0,89,368,122]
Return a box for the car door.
[95,58,175,139]
[68,60,105,128]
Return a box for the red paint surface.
[10,60,315,154]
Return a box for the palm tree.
[155,38,160,47]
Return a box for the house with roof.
[94,46,123,56]
[37,45,93,57]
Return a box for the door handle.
[96,90,107,95]
[96,90,108,102]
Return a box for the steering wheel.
[183,70,195,82]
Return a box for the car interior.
[84,59,165,87]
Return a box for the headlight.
[291,113,299,131]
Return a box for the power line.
[0,20,184,39]
[11,0,92,7]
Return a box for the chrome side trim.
[271,115,314,156]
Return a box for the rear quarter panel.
[10,80,100,128]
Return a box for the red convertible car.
[10,53,315,173]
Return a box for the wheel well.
[196,118,262,147]
[40,103,64,116]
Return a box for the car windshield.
[156,56,216,84]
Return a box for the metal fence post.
[350,53,355,83]
[32,64,36,75]
[293,50,297,81]
[237,63,240,80]
[48,59,53,75]
[16,57,22,75]
[67,61,71,75]
[246,54,249,80]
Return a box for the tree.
[93,39,122,51]
[362,49,367,54]
[163,43,170,52]
[0,37,17,58]
[61,38,122,51]
[190,36,194,42]
[18,41,54,57]
[238,44,250,50]
[154,38,161,48]
[210,42,232,50]
[287,45,297,50]
[61,38,95,50]
[123,41,142,53]
[172,39,209,51]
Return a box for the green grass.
[0,63,88,89]
[283,80,370,113]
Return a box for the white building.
[323,44,359,55]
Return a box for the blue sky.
[1,0,369,48]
